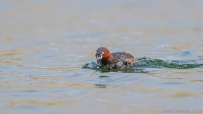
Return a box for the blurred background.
[0,0,203,114]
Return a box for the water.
[0,0,203,114]
[82,56,203,73]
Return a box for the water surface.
[0,0,203,114]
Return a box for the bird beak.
[96,54,102,60]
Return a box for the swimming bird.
[95,47,140,68]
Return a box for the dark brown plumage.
[95,47,140,68]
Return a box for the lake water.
[0,0,203,114]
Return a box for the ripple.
[82,57,203,73]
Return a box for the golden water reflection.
[0,0,203,113]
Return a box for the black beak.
[96,54,102,60]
